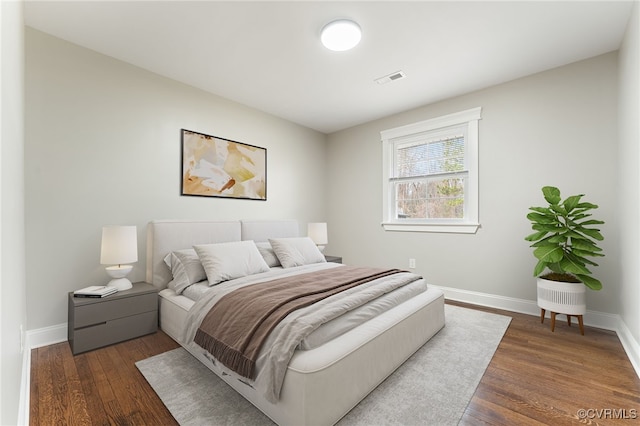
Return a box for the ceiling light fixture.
[321,19,362,52]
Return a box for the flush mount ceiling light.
[321,19,362,51]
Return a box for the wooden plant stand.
[540,308,584,335]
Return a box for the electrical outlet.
[409,258,416,269]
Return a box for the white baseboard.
[17,333,30,426]
[616,318,640,379]
[431,284,640,379]
[18,323,67,425]
[27,322,67,349]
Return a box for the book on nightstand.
[73,285,118,298]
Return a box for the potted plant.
[525,186,605,333]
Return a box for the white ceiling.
[24,1,634,134]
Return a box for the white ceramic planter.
[536,277,586,315]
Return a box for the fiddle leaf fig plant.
[525,186,605,290]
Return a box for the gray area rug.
[136,304,511,425]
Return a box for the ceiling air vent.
[375,71,406,85]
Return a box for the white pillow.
[163,249,207,294]
[194,241,270,285]
[269,237,327,268]
[255,242,281,267]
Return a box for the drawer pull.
[76,321,107,330]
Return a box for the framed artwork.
[181,129,267,200]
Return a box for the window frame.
[381,107,482,234]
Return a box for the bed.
[146,219,445,425]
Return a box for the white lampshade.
[100,226,137,290]
[308,223,328,246]
[321,20,362,51]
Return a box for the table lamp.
[307,222,328,252]
[100,225,138,290]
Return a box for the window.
[381,107,482,233]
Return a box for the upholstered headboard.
[241,220,298,242]
[146,219,299,289]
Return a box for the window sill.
[381,222,480,234]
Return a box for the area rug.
[136,304,511,425]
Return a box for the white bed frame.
[146,219,445,426]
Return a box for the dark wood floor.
[30,301,640,425]
[451,301,640,425]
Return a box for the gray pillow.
[194,240,270,285]
[269,237,327,268]
[255,242,281,267]
[163,249,207,294]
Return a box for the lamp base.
[106,277,133,291]
[105,265,133,290]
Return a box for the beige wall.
[618,2,640,346]
[326,53,620,315]
[1,1,27,424]
[25,28,327,330]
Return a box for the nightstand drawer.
[74,292,157,328]
[71,310,158,354]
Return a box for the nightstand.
[324,255,342,264]
[68,282,158,355]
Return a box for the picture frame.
[181,129,267,200]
